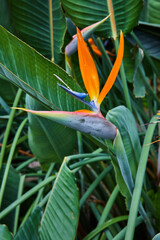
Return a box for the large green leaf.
[122,39,145,97]
[0,0,13,32]
[14,207,41,240]
[148,0,160,24]
[8,0,66,63]
[61,0,143,37]
[115,106,141,168]
[0,25,87,111]
[0,166,20,232]
[26,95,77,168]
[109,129,132,200]
[107,106,141,178]
[0,225,12,240]
[40,158,79,240]
[123,40,134,83]
[133,48,146,98]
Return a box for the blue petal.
[89,100,98,111]
[57,83,88,99]
[57,83,98,112]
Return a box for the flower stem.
[125,116,157,240]
[0,88,22,170]
[106,0,132,111]
[0,117,28,209]
[49,0,54,62]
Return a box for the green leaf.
[123,39,145,97]
[127,25,160,60]
[40,158,79,240]
[14,207,41,240]
[153,188,160,230]
[0,166,20,232]
[147,0,160,24]
[133,48,146,98]
[133,69,145,98]
[0,0,13,32]
[0,225,12,240]
[111,130,133,199]
[153,233,160,240]
[0,78,17,104]
[83,215,128,240]
[123,39,134,83]
[0,25,87,111]
[8,0,66,63]
[124,115,157,240]
[107,106,141,178]
[61,0,143,37]
[26,95,77,168]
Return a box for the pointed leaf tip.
[77,27,100,102]
[98,31,124,105]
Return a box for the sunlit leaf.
[40,159,79,240]
[0,26,87,111]
[61,0,143,37]
[107,106,141,178]
[14,207,41,240]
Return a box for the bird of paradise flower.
[16,27,124,140]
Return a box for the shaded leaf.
[133,69,145,98]
[127,25,160,60]
[153,188,160,231]
[0,225,12,240]
[123,39,134,83]
[0,166,20,232]
[0,78,17,104]
[26,95,77,168]
[8,0,66,62]
[40,159,79,240]
[0,0,13,31]
[133,48,145,98]
[123,38,145,98]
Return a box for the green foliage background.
[0,0,160,239]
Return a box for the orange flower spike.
[77,27,100,102]
[88,38,94,44]
[97,31,124,105]
[91,45,102,57]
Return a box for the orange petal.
[77,27,99,101]
[91,45,102,57]
[97,31,124,104]
[88,38,94,44]
[75,109,94,113]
